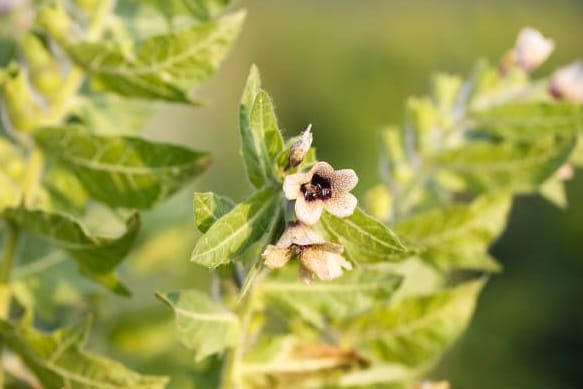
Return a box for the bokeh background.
[5,0,583,388]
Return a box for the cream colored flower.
[283,162,358,225]
[262,222,352,284]
[549,61,583,103]
[501,27,554,73]
[288,125,313,168]
[514,27,554,71]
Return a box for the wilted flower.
[288,125,313,168]
[283,161,358,225]
[262,222,352,284]
[549,61,583,103]
[501,27,554,73]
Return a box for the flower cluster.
[500,27,583,104]
[262,129,358,283]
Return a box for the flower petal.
[331,169,358,192]
[299,264,314,284]
[311,161,335,180]
[295,196,324,225]
[262,245,292,269]
[300,247,351,281]
[276,222,326,247]
[283,172,311,200]
[324,192,357,218]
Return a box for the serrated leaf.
[34,126,211,209]
[435,136,575,193]
[193,192,235,233]
[71,94,155,135]
[156,289,239,362]
[344,280,485,368]
[68,11,245,102]
[320,207,412,264]
[0,319,168,388]
[256,266,402,328]
[190,188,280,268]
[3,207,139,295]
[395,192,511,272]
[473,102,583,141]
[239,66,284,187]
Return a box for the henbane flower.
[500,27,554,73]
[262,222,352,284]
[283,161,358,225]
[549,61,583,103]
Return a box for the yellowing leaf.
[34,126,211,209]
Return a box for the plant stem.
[220,294,254,389]
[0,221,20,388]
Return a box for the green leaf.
[435,136,576,193]
[344,280,485,368]
[395,192,512,272]
[34,126,211,209]
[190,188,280,268]
[539,176,568,208]
[156,289,239,362]
[0,138,25,211]
[70,94,155,135]
[332,364,413,388]
[68,11,246,102]
[193,192,235,233]
[256,267,402,328]
[182,0,233,21]
[3,207,139,295]
[239,66,285,187]
[0,319,168,388]
[320,207,412,264]
[0,67,43,133]
[472,102,583,141]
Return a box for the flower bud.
[288,125,313,168]
[549,61,583,103]
[500,27,554,73]
[514,27,554,71]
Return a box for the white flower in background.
[500,27,554,73]
[283,161,358,225]
[288,125,313,168]
[549,61,583,103]
[262,222,352,284]
[514,27,555,71]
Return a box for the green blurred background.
[6,0,583,388]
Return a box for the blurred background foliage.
[3,0,583,388]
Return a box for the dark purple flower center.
[300,174,332,202]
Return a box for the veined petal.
[283,172,311,200]
[300,247,351,281]
[331,169,358,192]
[276,222,326,247]
[295,196,324,225]
[311,161,335,180]
[262,245,293,269]
[324,192,357,218]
